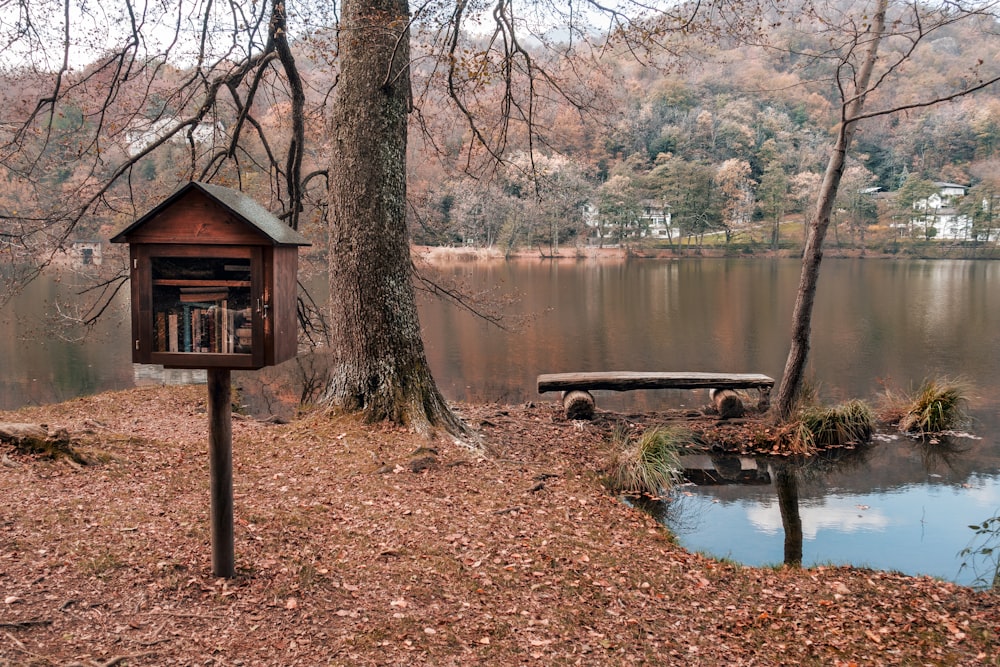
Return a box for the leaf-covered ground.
[1,385,997,666]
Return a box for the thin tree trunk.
[325,0,464,436]
[773,0,888,421]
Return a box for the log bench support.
[537,372,775,420]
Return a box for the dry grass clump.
[777,400,874,455]
[604,424,688,497]
[894,379,971,434]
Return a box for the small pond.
[647,436,1000,587]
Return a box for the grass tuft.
[897,379,970,434]
[777,400,874,454]
[604,424,688,497]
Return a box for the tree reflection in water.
[774,465,803,565]
[632,446,880,567]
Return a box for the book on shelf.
[168,312,179,352]
[156,312,166,352]
[157,301,249,354]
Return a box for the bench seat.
[537,371,775,418]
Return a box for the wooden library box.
[112,182,311,370]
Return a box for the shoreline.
[412,243,997,263]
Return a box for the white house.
[905,181,979,241]
[124,117,225,157]
[71,240,102,266]
[935,182,968,199]
[639,202,677,238]
[582,200,679,241]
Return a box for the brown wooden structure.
[112,182,310,578]
[537,371,775,419]
[111,181,310,370]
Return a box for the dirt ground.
[1,385,997,666]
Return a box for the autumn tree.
[598,174,641,245]
[772,0,1000,420]
[756,159,789,249]
[715,158,756,244]
[665,158,721,248]
[834,164,878,248]
[894,174,940,240]
[2,0,755,435]
[499,153,590,253]
[956,167,1000,246]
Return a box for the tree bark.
[773,0,888,421]
[562,390,595,420]
[325,0,464,436]
[710,389,744,419]
[0,423,48,448]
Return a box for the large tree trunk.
[772,0,888,421]
[325,0,464,436]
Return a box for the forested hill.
[2,0,1000,250]
[404,0,1000,248]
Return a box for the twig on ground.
[0,619,52,629]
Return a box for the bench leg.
[562,390,595,420]
[757,387,771,412]
[710,388,745,419]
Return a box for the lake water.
[3,257,1000,586]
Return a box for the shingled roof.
[111,181,311,246]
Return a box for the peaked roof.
[111,181,311,246]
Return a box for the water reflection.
[0,266,134,409]
[663,434,996,585]
[774,466,802,566]
[669,448,875,567]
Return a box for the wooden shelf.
[153,279,252,287]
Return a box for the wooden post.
[562,390,596,420]
[710,388,745,419]
[207,368,235,578]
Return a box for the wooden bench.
[536,371,775,419]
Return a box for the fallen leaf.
[829,581,851,595]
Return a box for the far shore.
[411,242,995,263]
[415,244,799,262]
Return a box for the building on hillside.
[935,182,968,199]
[581,202,599,229]
[894,181,998,241]
[582,200,679,243]
[639,201,677,239]
[124,117,225,157]
[71,240,102,267]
